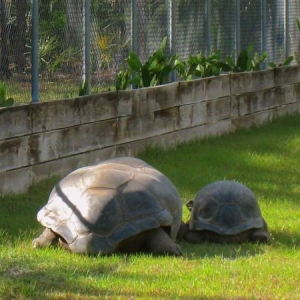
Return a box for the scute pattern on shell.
[37,157,182,254]
[189,180,264,235]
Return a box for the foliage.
[34,11,300,93]
[0,82,14,107]
[116,69,130,91]
[79,80,88,96]
[37,36,60,71]
[268,56,294,68]
[38,1,68,72]
[116,39,276,90]
[90,1,130,73]
[91,0,127,29]
[49,47,81,73]
[96,34,113,69]
[116,37,178,90]
[36,36,79,73]
[175,50,231,80]
[294,17,300,64]
[225,44,268,72]
[93,31,130,71]
[39,0,66,35]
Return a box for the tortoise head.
[186,200,194,212]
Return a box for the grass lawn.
[6,76,113,105]
[1,114,300,299]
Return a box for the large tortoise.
[183,180,270,244]
[33,157,183,256]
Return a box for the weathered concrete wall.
[1,66,300,195]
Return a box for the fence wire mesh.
[0,0,300,104]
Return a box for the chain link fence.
[0,0,300,104]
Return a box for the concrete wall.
[1,66,300,195]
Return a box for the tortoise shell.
[189,180,265,235]
[37,157,182,254]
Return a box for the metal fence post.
[31,0,39,103]
[82,0,91,95]
[169,0,176,82]
[285,0,290,58]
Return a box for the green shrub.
[294,17,300,64]
[79,80,88,96]
[116,37,177,90]
[116,38,295,91]
[225,44,267,72]
[269,56,294,68]
[175,50,231,80]
[0,82,14,107]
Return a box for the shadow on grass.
[0,251,254,300]
[270,229,300,248]
[0,176,58,238]
[179,228,300,261]
[1,115,300,299]
[180,240,268,260]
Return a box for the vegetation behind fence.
[1,65,300,195]
[0,0,300,104]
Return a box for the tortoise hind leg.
[117,228,182,256]
[145,228,182,256]
[32,228,60,248]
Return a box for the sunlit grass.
[1,114,300,299]
[6,77,114,104]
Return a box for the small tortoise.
[33,157,183,256]
[183,180,270,244]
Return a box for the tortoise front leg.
[249,228,270,243]
[146,228,183,256]
[249,219,271,244]
[32,228,60,248]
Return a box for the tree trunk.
[0,0,11,79]
[65,0,82,47]
[14,0,27,71]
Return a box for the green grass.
[1,114,300,299]
[6,77,114,104]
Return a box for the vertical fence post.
[205,0,211,54]
[284,0,290,58]
[235,0,240,61]
[31,0,39,103]
[169,0,176,82]
[82,0,91,95]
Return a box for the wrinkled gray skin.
[183,180,270,244]
[33,157,183,256]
